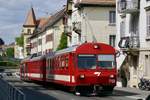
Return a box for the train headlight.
[110,75,114,78]
[80,74,85,79]
[94,44,99,49]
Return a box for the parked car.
[0,73,3,78]
[6,72,12,76]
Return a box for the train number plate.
[94,72,101,76]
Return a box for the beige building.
[117,0,150,87]
[30,8,66,55]
[14,43,24,59]
[21,8,37,57]
[65,0,116,47]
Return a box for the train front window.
[97,55,115,68]
[78,55,96,69]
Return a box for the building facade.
[21,8,37,57]
[117,0,150,87]
[65,0,116,47]
[14,44,24,59]
[30,8,65,55]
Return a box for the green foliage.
[0,38,4,45]
[57,32,68,51]
[15,34,24,47]
[0,61,19,68]
[0,56,2,61]
[6,48,14,57]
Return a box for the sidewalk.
[114,87,150,100]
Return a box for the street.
[3,75,150,100]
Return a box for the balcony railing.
[129,34,140,48]
[119,35,140,49]
[118,0,139,13]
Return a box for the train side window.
[54,58,56,70]
[66,56,68,69]
[55,57,57,70]
[62,57,65,69]
[59,56,62,69]
[46,59,49,70]
[60,57,62,69]
[59,57,61,70]
[50,59,52,70]
[56,57,58,70]
[52,59,54,70]
[50,59,51,70]
[59,56,61,70]
[49,59,51,70]
[57,57,59,70]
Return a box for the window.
[27,29,31,34]
[97,55,115,69]
[109,35,116,47]
[146,10,150,37]
[38,39,42,45]
[32,42,37,48]
[65,57,68,68]
[46,34,53,43]
[120,21,125,38]
[78,55,97,69]
[144,55,150,76]
[109,11,116,25]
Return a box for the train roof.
[55,45,78,55]
[46,45,78,59]
[21,54,45,62]
[29,55,45,61]
[47,42,115,59]
[21,56,31,63]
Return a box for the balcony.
[118,35,140,55]
[119,35,140,49]
[118,0,139,13]
[73,22,81,34]
[129,35,140,48]
[64,25,72,37]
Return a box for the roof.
[75,0,116,7]
[30,8,66,39]
[45,8,66,29]
[23,7,37,27]
[36,17,51,28]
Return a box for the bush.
[0,61,18,66]
[57,32,67,50]
[6,48,14,57]
[0,61,7,66]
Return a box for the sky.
[0,0,67,44]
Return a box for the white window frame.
[146,10,150,37]
[109,11,116,25]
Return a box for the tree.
[6,48,14,58]
[15,34,24,47]
[57,32,67,50]
[0,38,4,45]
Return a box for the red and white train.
[20,42,117,94]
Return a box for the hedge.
[0,61,19,66]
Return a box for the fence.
[0,78,25,100]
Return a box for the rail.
[0,78,25,100]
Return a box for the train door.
[42,59,46,81]
[24,62,29,81]
[69,53,76,84]
[20,64,24,80]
